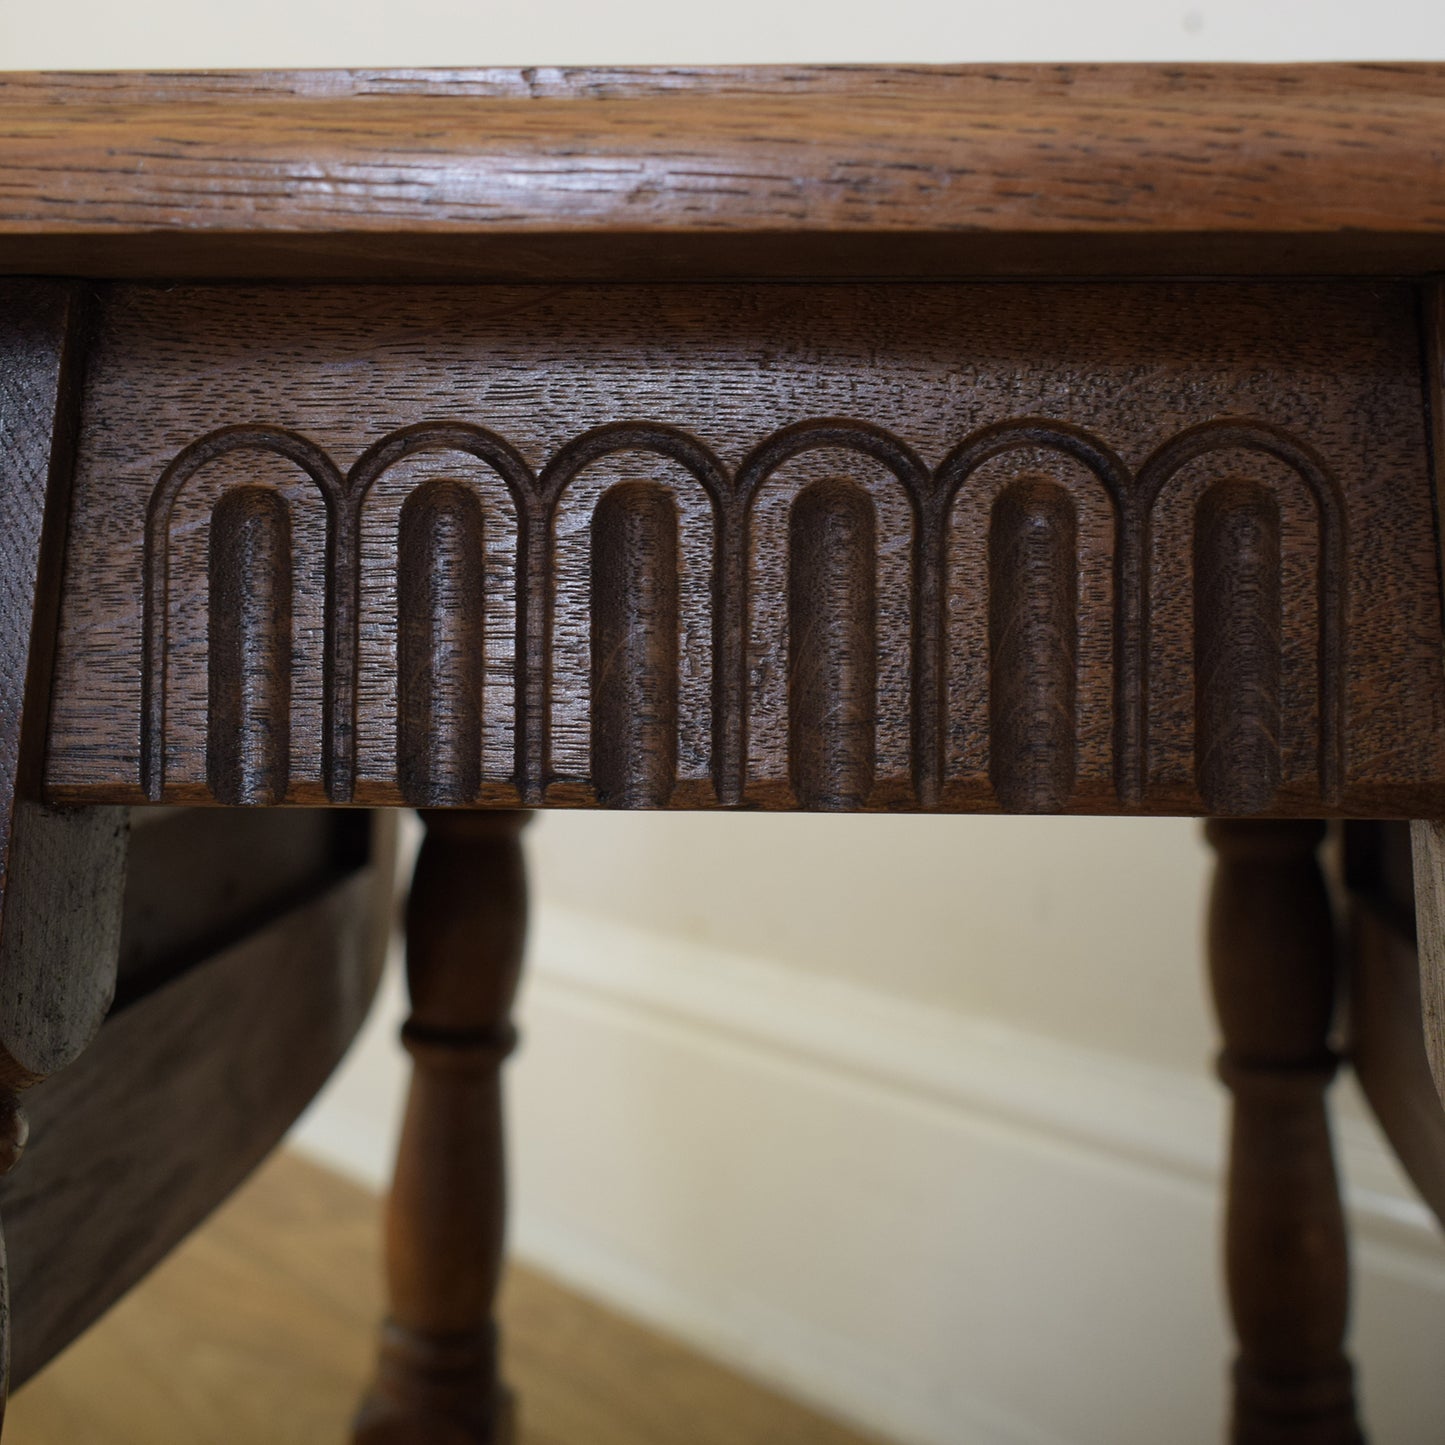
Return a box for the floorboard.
[7,1149,889,1445]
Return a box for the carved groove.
[134,413,1348,815]
[206,486,292,806]
[348,422,534,803]
[542,423,729,804]
[988,480,1078,812]
[143,426,344,802]
[397,479,486,807]
[590,483,680,807]
[1138,419,1344,806]
[788,478,877,809]
[739,419,929,807]
[1194,479,1283,816]
[936,421,1130,806]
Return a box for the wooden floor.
[8,1149,889,1445]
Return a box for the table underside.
[40,280,1445,818]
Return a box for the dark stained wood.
[41,281,1441,820]
[356,811,529,1445]
[207,487,293,806]
[1411,283,1445,1111]
[0,280,129,1430]
[988,480,1077,813]
[114,808,365,998]
[398,482,487,808]
[0,1098,25,1433]
[2,67,1445,280]
[0,806,128,1090]
[9,62,1445,1445]
[0,809,397,1391]
[1205,820,1362,1445]
[1344,822,1445,1227]
[0,280,78,856]
[0,281,127,1088]
[591,484,679,809]
[788,479,877,811]
[1194,481,1283,816]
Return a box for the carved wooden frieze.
[43,283,1445,815]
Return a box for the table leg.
[355,810,530,1445]
[1205,819,1363,1445]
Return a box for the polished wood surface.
[7,1150,890,1445]
[6,60,1445,1445]
[1206,821,1360,1444]
[42,282,1443,819]
[357,812,529,1445]
[2,67,1445,279]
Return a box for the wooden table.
[3,63,1445,1443]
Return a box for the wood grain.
[1345,821,1445,1228]
[207,487,293,805]
[357,812,529,1445]
[0,806,128,1091]
[0,281,126,1428]
[592,484,679,809]
[6,1151,891,1445]
[988,480,1077,813]
[1194,481,1282,816]
[0,810,396,1390]
[1409,820,1445,1109]
[2,67,1445,279]
[1414,282,1445,1110]
[1206,820,1361,1445]
[43,281,1444,818]
[0,281,76,899]
[0,283,126,1086]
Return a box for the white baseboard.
[291,905,1445,1445]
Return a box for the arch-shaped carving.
[347,421,538,509]
[345,422,537,801]
[933,419,1132,514]
[142,426,344,801]
[1136,419,1346,807]
[127,410,1357,816]
[735,418,930,504]
[935,419,1132,806]
[540,421,731,508]
[541,423,730,804]
[738,420,928,806]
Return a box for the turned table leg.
[1205,820,1362,1445]
[355,810,530,1445]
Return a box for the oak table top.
[0,64,1444,279]
[3,64,1445,1445]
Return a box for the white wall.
[5,0,1445,66]
[10,5,1445,1442]
[529,814,1218,1073]
[293,865,1445,1445]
